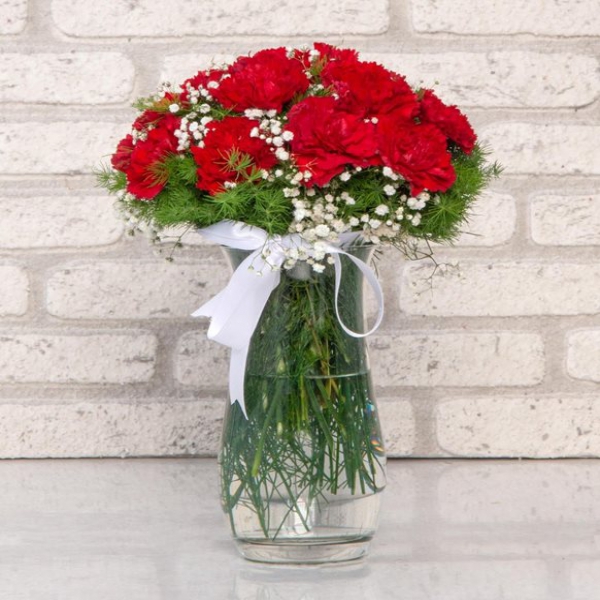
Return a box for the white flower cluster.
[116,190,162,242]
[181,78,218,106]
[248,110,294,162]
[358,189,433,243]
[169,77,224,152]
[174,112,214,152]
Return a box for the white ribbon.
[192,221,384,418]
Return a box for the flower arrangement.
[99,43,498,267]
[98,43,499,562]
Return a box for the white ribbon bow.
[192,221,384,417]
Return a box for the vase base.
[235,537,372,564]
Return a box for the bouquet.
[98,43,498,562]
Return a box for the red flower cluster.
[285,96,379,186]
[110,44,477,200]
[191,117,278,195]
[212,48,309,112]
[112,112,180,199]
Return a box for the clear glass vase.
[218,244,387,564]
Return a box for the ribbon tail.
[229,346,249,418]
[192,246,282,420]
[332,251,385,338]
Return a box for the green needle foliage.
[220,247,386,540]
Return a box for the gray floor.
[1,458,598,599]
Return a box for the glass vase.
[218,244,387,564]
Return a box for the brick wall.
[0,0,599,458]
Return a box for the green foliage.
[412,144,502,242]
[95,165,126,194]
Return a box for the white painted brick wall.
[0,197,123,248]
[454,192,516,247]
[46,259,229,319]
[437,396,600,458]
[364,52,600,108]
[401,262,600,316]
[0,54,135,104]
[0,266,28,315]
[0,122,125,174]
[411,0,600,36]
[531,194,600,246]
[0,0,27,34]
[51,0,389,37]
[570,562,600,600]
[483,124,600,176]
[0,400,223,458]
[567,330,600,383]
[0,333,156,383]
[371,332,545,387]
[1,0,599,458]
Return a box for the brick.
[0,196,122,248]
[0,0,27,34]
[571,562,600,600]
[567,330,600,382]
[411,0,600,36]
[0,400,223,458]
[175,330,228,388]
[0,122,125,175]
[0,265,28,316]
[453,192,515,246]
[437,396,600,458]
[438,460,600,521]
[531,194,600,246]
[47,259,228,319]
[0,53,134,104]
[52,0,388,36]
[482,123,600,176]
[0,333,156,383]
[364,52,600,108]
[402,261,600,316]
[370,332,544,387]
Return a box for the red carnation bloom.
[111,134,135,173]
[314,43,359,63]
[191,116,278,195]
[322,60,419,121]
[293,43,359,71]
[212,48,310,112]
[419,90,476,154]
[378,119,456,196]
[285,96,380,186]
[132,110,163,132]
[125,114,180,200]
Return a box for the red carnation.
[322,60,419,122]
[378,119,456,196]
[111,134,134,173]
[285,96,380,186]
[212,48,310,112]
[191,116,278,195]
[314,43,359,63]
[419,90,476,154]
[125,114,180,200]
